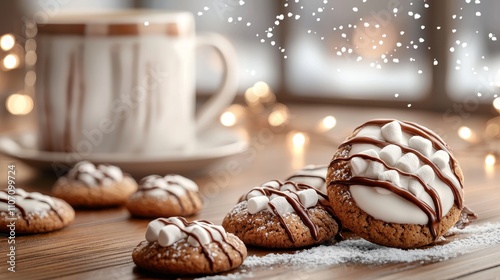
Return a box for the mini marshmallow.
[280,183,298,192]
[350,157,368,176]
[146,219,167,242]
[247,196,270,214]
[158,225,185,247]
[77,161,95,173]
[396,153,420,173]
[268,196,295,215]
[298,189,318,208]
[355,149,383,178]
[431,150,450,169]
[187,225,211,246]
[416,165,435,184]
[246,189,265,200]
[408,136,433,157]
[408,179,424,197]
[167,217,186,228]
[262,180,281,189]
[378,170,401,187]
[365,161,385,179]
[381,121,403,143]
[379,144,403,166]
[78,173,97,186]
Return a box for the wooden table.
[1,104,499,280]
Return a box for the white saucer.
[0,127,248,178]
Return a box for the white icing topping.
[0,188,56,214]
[348,121,461,225]
[244,180,320,215]
[66,161,124,186]
[139,174,198,197]
[145,217,227,247]
[286,165,328,193]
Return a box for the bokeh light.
[319,115,337,132]
[6,93,34,115]
[458,126,473,141]
[3,54,19,70]
[0,34,15,51]
[485,154,496,166]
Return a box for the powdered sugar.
[197,223,500,279]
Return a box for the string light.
[3,54,19,70]
[0,34,15,51]
[268,104,289,127]
[220,104,245,127]
[485,153,496,166]
[318,115,337,132]
[6,93,34,115]
[493,98,500,113]
[457,126,474,141]
[291,131,307,148]
[244,87,259,105]
[253,81,270,97]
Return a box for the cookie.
[222,180,339,249]
[52,161,137,208]
[0,188,75,234]
[327,119,465,248]
[286,165,328,193]
[132,217,247,276]
[126,175,202,218]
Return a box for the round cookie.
[327,119,465,248]
[0,188,75,234]
[132,217,247,276]
[222,180,339,249]
[52,161,137,208]
[286,165,328,193]
[126,175,202,218]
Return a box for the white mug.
[35,10,238,155]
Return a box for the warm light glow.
[0,34,15,51]
[220,111,237,127]
[3,54,19,70]
[292,132,307,147]
[244,87,259,105]
[220,104,245,127]
[458,126,473,141]
[485,154,496,166]
[268,104,289,127]
[144,21,150,26]
[6,93,34,115]
[253,81,270,97]
[319,115,337,131]
[493,98,500,113]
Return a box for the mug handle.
[195,33,238,131]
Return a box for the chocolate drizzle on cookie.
[329,119,465,239]
[156,217,245,270]
[65,161,124,187]
[242,180,334,243]
[138,175,199,212]
[0,189,65,223]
